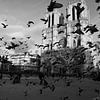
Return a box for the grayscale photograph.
[0,0,100,100]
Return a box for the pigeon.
[26,36,31,39]
[66,81,71,86]
[87,41,94,48]
[57,24,65,28]
[26,81,30,87]
[94,89,100,95]
[50,84,55,92]
[0,37,4,41]
[84,24,99,34]
[40,89,43,94]
[43,44,49,49]
[66,14,70,19]
[84,25,90,31]
[72,29,84,35]
[47,0,63,12]
[24,90,28,96]
[27,21,34,27]
[10,42,19,49]
[6,45,13,50]
[2,81,6,84]
[78,87,83,96]
[63,96,69,100]
[98,34,100,38]
[53,78,60,83]
[6,42,19,50]
[97,6,100,11]
[12,37,16,40]
[18,41,23,45]
[0,83,2,86]
[75,23,82,27]
[53,42,60,46]
[28,21,34,24]
[74,3,85,20]
[1,23,8,28]
[40,18,48,24]
[95,0,100,3]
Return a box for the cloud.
[8,32,25,38]
[0,16,44,54]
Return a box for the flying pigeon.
[78,87,84,96]
[98,34,100,38]
[43,44,49,49]
[74,3,85,20]
[85,41,93,48]
[47,0,63,12]
[12,37,16,40]
[75,23,82,27]
[1,23,8,28]
[84,24,99,34]
[0,37,4,41]
[95,0,100,3]
[66,14,70,19]
[94,88,100,95]
[40,18,48,24]
[97,6,100,11]
[27,21,34,27]
[72,29,84,35]
[18,41,23,45]
[6,42,19,50]
[24,90,28,96]
[26,36,31,39]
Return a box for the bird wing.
[28,21,34,24]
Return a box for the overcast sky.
[0,0,99,55]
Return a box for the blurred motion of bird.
[40,89,43,94]
[50,84,55,92]
[18,41,23,45]
[27,21,34,27]
[24,90,28,96]
[2,81,6,84]
[74,3,85,21]
[40,18,48,24]
[87,41,94,48]
[66,14,70,19]
[95,0,100,3]
[26,36,31,39]
[1,23,8,28]
[66,80,72,87]
[10,42,19,48]
[72,29,84,35]
[53,42,60,46]
[98,34,100,38]
[78,87,83,96]
[63,96,69,100]
[57,24,65,28]
[12,37,16,40]
[84,25,90,31]
[0,83,2,86]
[43,44,49,49]
[97,6,100,11]
[6,42,19,50]
[35,44,44,48]
[0,37,4,41]
[75,22,82,27]
[47,0,63,12]
[94,88,100,95]
[84,24,99,34]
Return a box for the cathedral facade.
[42,0,90,52]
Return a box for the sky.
[0,0,100,55]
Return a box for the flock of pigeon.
[0,19,35,54]
[0,75,100,100]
